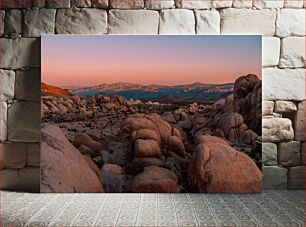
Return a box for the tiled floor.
[1,190,304,226]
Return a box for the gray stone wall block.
[27,143,40,167]
[46,0,71,8]
[4,9,22,35]
[212,0,233,8]
[108,10,159,34]
[109,0,144,9]
[195,10,220,34]
[262,37,280,67]
[0,142,27,169]
[15,68,41,101]
[0,167,40,192]
[56,8,107,34]
[220,8,276,36]
[279,37,305,68]
[301,142,305,166]
[263,166,288,189]
[262,117,294,142]
[262,143,277,166]
[278,141,301,167]
[0,10,4,35]
[253,0,284,9]
[0,0,32,9]
[284,0,304,8]
[262,101,274,115]
[276,9,305,37]
[8,102,40,142]
[71,0,92,7]
[288,166,304,189]
[159,9,195,34]
[232,0,253,8]
[32,0,46,8]
[262,68,305,101]
[0,69,15,102]
[0,38,40,69]
[91,0,109,8]
[145,0,175,9]
[175,0,212,9]
[0,102,7,142]
[274,100,297,113]
[294,101,305,141]
[23,8,56,37]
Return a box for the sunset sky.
[42,35,261,86]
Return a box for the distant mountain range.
[65,82,234,102]
[41,82,73,97]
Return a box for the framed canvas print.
[41,35,262,193]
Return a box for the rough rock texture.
[100,164,126,192]
[15,69,41,101]
[262,143,277,166]
[262,118,294,142]
[263,68,305,101]
[0,38,40,69]
[262,101,274,115]
[274,101,297,113]
[262,37,280,67]
[74,133,106,152]
[195,10,220,34]
[175,0,212,9]
[56,8,107,34]
[159,9,195,34]
[46,0,71,8]
[41,124,104,193]
[71,0,92,7]
[232,0,253,8]
[129,166,180,192]
[23,9,56,37]
[279,37,305,68]
[0,143,27,169]
[278,141,301,167]
[220,8,276,36]
[0,11,4,35]
[262,166,288,189]
[145,0,175,9]
[0,69,15,102]
[91,0,108,8]
[108,10,159,34]
[294,101,305,141]
[212,0,233,8]
[189,135,262,193]
[288,166,304,189]
[27,143,40,167]
[4,10,22,35]
[253,0,284,8]
[8,102,40,142]
[0,102,7,142]
[276,9,305,37]
[110,0,144,9]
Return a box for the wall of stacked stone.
[0,0,304,192]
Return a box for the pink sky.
[42,35,262,86]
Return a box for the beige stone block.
[0,143,27,169]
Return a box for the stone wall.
[0,0,305,192]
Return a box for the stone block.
[0,143,27,169]
[91,0,108,8]
[0,102,7,142]
[212,0,233,8]
[27,143,40,167]
[32,0,46,8]
[0,10,4,35]
[232,0,253,8]
[262,68,305,101]
[0,38,40,69]
[294,101,305,141]
[71,0,92,7]
[276,9,305,37]
[56,8,107,34]
[15,69,41,101]
[109,10,159,34]
[23,9,56,37]
[288,166,304,189]
[0,69,15,102]
[159,9,195,34]
[0,167,40,192]
[175,0,212,9]
[278,141,301,167]
[284,0,304,8]
[4,9,22,35]
[220,8,276,36]
[8,102,40,142]
[46,0,70,8]
[253,0,284,8]
[263,166,287,189]
[274,101,297,113]
[262,143,277,166]
[145,0,175,9]
[0,0,32,9]
[195,10,220,34]
[262,37,280,66]
[262,101,274,115]
[262,118,294,142]
[280,37,305,68]
[109,0,144,8]
[301,142,305,165]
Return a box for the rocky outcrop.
[188,135,262,193]
[41,124,104,193]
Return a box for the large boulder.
[100,164,126,193]
[41,124,104,193]
[74,133,105,152]
[189,135,261,193]
[128,166,180,192]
